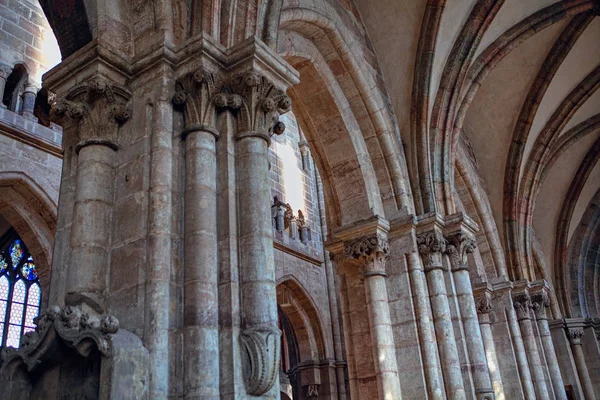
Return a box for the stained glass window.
[0,229,42,348]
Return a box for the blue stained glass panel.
[21,262,38,281]
[9,240,23,268]
[0,257,7,273]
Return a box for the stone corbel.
[51,76,131,152]
[230,71,292,144]
[445,232,476,272]
[567,328,584,345]
[416,231,447,272]
[343,233,390,277]
[240,326,281,395]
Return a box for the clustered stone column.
[445,233,494,400]
[474,293,504,397]
[344,234,402,400]
[234,72,291,397]
[567,323,596,400]
[0,64,12,107]
[512,293,550,399]
[173,68,225,398]
[406,250,445,398]
[531,292,567,400]
[418,231,466,398]
[52,77,130,311]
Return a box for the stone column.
[52,77,130,311]
[531,292,567,400]
[474,293,504,398]
[0,64,12,108]
[315,173,347,400]
[406,250,445,399]
[344,234,402,400]
[417,231,466,399]
[567,324,596,400]
[173,68,225,399]
[513,293,550,399]
[445,233,494,400]
[234,72,291,397]
[21,80,38,120]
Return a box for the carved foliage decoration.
[52,77,130,150]
[231,72,292,139]
[568,328,584,345]
[445,232,476,271]
[173,67,236,136]
[344,234,390,275]
[417,231,447,271]
[512,294,532,320]
[531,292,550,320]
[241,326,281,395]
[0,305,119,375]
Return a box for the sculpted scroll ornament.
[343,234,390,276]
[417,232,447,272]
[231,72,292,143]
[445,232,476,271]
[51,77,130,151]
[0,305,119,374]
[241,326,281,395]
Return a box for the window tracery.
[0,229,41,348]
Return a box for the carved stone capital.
[230,72,292,144]
[343,234,389,276]
[512,294,532,321]
[0,305,119,374]
[567,328,584,345]
[445,232,476,272]
[173,67,231,139]
[475,295,493,324]
[51,76,130,152]
[531,292,550,320]
[241,326,281,395]
[417,231,447,272]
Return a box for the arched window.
[0,229,41,348]
[2,64,28,113]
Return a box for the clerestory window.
[0,229,41,348]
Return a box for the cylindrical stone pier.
[475,296,504,398]
[183,126,220,399]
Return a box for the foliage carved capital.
[417,231,447,272]
[343,234,390,276]
[445,232,476,272]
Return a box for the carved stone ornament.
[445,232,476,272]
[241,326,281,395]
[51,77,130,152]
[531,292,550,320]
[231,72,292,143]
[417,231,447,272]
[568,328,584,345]
[344,234,390,276]
[305,383,320,397]
[476,296,493,315]
[173,67,233,139]
[512,294,532,321]
[0,305,119,374]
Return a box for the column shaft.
[476,304,504,398]
[426,268,466,399]
[68,143,115,307]
[569,330,596,400]
[237,134,280,398]
[453,269,494,399]
[506,306,536,399]
[406,251,445,399]
[364,274,402,400]
[21,84,36,119]
[145,99,173,398]
[183,128,219,399]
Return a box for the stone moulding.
[240,326,281,395]
[0,305,119,374]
